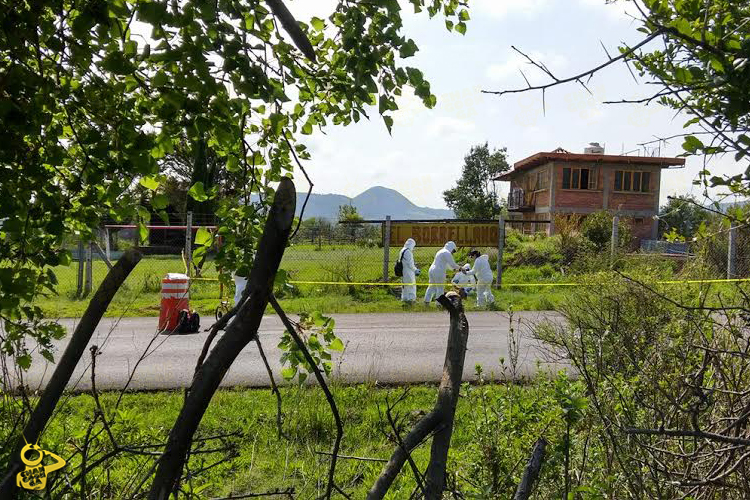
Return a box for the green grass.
[12,378,583,499]
[41,240,715,318]
[43,244,567,317]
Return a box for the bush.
[580,210,632,250]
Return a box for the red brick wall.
[553,163,603,209]
[606,168,660,212]
[535,190,550,206]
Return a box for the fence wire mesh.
[50,211,750,317]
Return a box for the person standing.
[465,250,495,306]
[399,238,420,302]
[424,241,462,303]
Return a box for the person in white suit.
[465,250,495,306]
[399,238,420,302]
[424,241,462,304]
[452,263,476,295]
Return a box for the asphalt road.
[8,311,566,392]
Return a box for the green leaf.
[682,135,704,153]
[194,227,213,246]
[383,115,394,134]
[310,17,325,31]
[139,176,160,191]
[151,193,169,209]
[17,354,32,370]
[152,71,169,87]
[329,338,344,351]
[455,22,467,35]
[281,366,297,380]
[188,182,209,202]
[399,39,418,58]
[138,223,149,244]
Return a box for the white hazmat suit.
[465,254,495,306]
[233,273,248,306]
[424,241,461,303]
[399,238,418,302]
[452,264,476,294]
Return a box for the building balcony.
[507,188,535,211]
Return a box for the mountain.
[718,199,749,212]
[294,186,454,220]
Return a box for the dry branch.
[266,0,316,62]
[147,178,296,499]
[367,291,470,500]
[513,438,547,500]
[0,249,142,497]
[270,294,343,500]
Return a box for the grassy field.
[16,376,587,499]
[43,238,722,318]
[45,243,567,318]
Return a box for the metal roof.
[495,151,685,181]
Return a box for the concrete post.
[497,214,505,289]
[611,215,619,262]
[728,221,738,279]
[383,216,391,283]
[185,211,193,277]
[84,242,93,295]
[76,240,84,296]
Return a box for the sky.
[284,0,746,210]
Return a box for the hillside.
[294,186,454,220]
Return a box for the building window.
[615,170,650,192]
[536,169,549,190]
[562,167,597,190]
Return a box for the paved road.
[9,311,566,391]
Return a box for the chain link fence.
[49,213,749,315]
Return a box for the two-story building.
[496,145,685,240]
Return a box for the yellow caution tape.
[186,277,750,287]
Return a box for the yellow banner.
[390,223,499,247]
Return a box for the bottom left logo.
[16,440,66,491]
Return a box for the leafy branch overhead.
[0,0,468,367]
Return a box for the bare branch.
[482,32,661,97]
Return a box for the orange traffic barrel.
[158,273,190,331]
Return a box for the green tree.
[0,0,468,367]
[443,143,510,219]
[338,204,363,242]
[658,195,710,239]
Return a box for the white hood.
[444,241,457,252]
[404,238,416,250]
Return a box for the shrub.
[580,210,632,250]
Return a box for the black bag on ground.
[176,309,200,334]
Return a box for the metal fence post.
[496,214,505,289]
[185,211,193,277]
[383,215,391,283]
[728,221,738,279]
[77,240,84,296]
[104,227,111,261]
[611,215,619,262]
[84,242,93,295]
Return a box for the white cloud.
[472,0,555,19]
[284,0,338,22]
[485,50,568,83]
[577,0,638,23]
[427,116,476,138]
